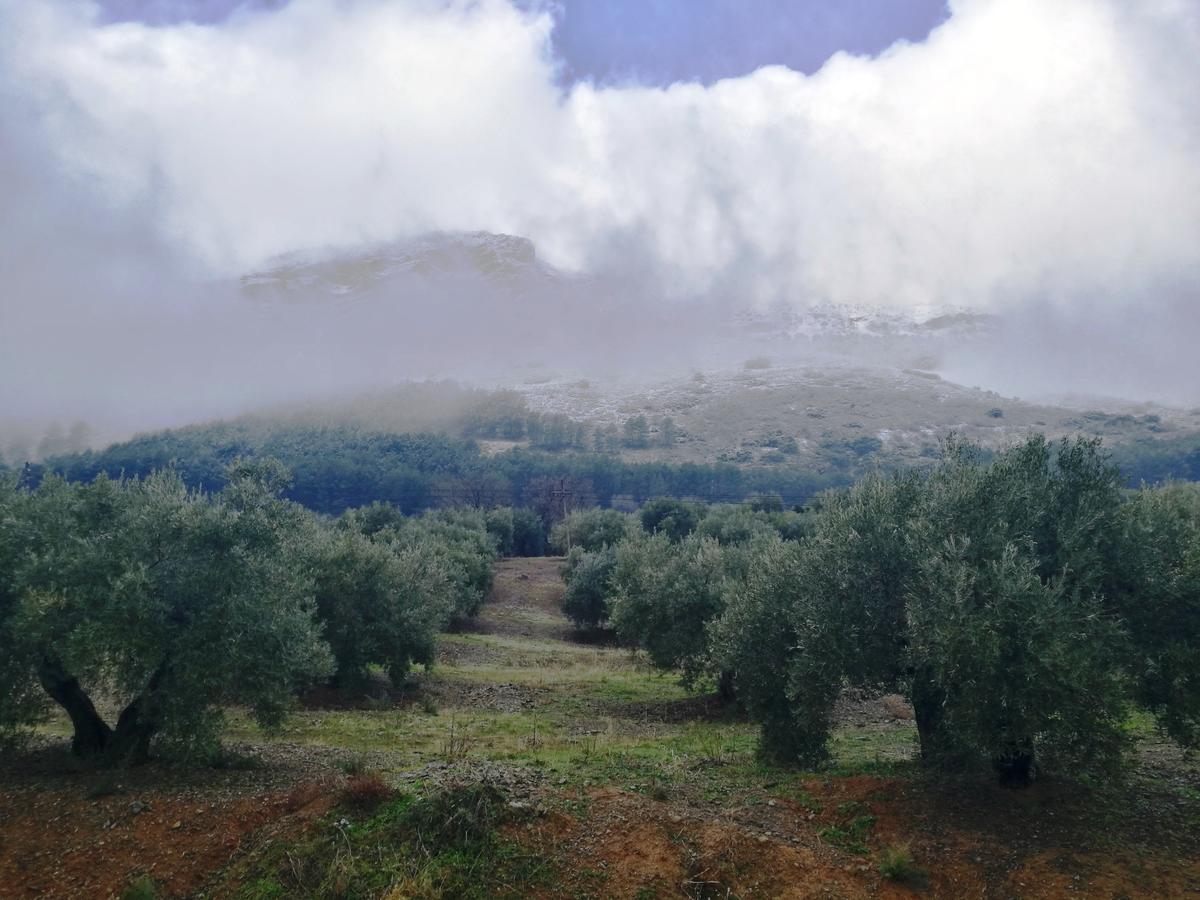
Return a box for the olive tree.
[1111,483,1200,746]
[309,528,452,690]
[713,474,920,764]
[382,508,498,620]
[1,463,332,761]
[560,546,618,632]
[549,507,630,554]
[638,497,705,542]
[611,531,764,696]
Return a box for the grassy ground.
[4,556,1200,899]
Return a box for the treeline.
[1109,434,1200,485]
[29,420,842,516]
[561,437,1200,785]
[0,463,514,762]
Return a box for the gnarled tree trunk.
[37,659,164,764]
[37,658,112,757]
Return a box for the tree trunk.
[716,669,737,705]
[107,698,156,764]
[994,740,1036,788]
[37,658,112,757]
[38,659,163,764]
[106,667,165,764]
[909,671,948,763]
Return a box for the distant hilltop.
[240,231,555,300]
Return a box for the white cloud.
[2,0,1197,313]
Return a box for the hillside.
[4,559,1196,898]
[510,361,1200,471]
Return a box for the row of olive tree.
[719,436,1198,783]
[563,438,1200,784]
[0,464,501,762]
[556,501,807,637]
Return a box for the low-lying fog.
[2,0,1198,452]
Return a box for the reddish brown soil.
[0,783,281,898]
[515,775,1200,899]
[0,746,340,899]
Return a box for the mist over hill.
[5,228,1199,469]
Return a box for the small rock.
[171,821,183,830]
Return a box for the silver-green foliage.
[379,507,499,620]
[1,462,333,759]
[309,528,453,689]
[610,532,754,686]
[716,436,1199,780]
[560,545,617,631]
[1112,483,1200,745]
[549,507,632,554]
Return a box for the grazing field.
[2,557,1198,898]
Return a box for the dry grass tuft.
[341,770,395,810]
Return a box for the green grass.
[878,842,927,885]
[227,784,555,900]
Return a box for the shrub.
[402,781,511,849]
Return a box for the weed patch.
[230,781,552,900]
[878,842,927,886]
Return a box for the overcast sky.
[4,0,1195,305]
[2,0,1199,427]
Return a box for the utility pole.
[551,477,573,551]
